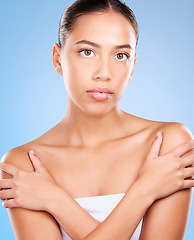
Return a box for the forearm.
[47,187,100,240]
[83,181,152,240]
[47,182,153,240]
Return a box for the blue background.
[0,0,193,239]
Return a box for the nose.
[93,56,112,82]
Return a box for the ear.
[128,53,137,82]
[52,43,63,75]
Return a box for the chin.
[80,105,114,118]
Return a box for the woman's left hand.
[0,151,61,211]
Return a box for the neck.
[61,101,127,148]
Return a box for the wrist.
[44,185,66,214]
[132,178,155,207]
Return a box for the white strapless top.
[60,193,143,240]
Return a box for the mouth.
[86,87,113,101]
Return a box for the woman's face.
[53,10,137,117]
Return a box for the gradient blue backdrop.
[1,0,194,239]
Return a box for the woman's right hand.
[137,132,194,202]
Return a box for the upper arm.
[140,123,193,240]
[0,147,63,240]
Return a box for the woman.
[0,0,194,239]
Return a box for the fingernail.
[29,150,35,155]
[156,132,161,138]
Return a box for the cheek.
[113,65,132,88]
[111,63,133,101]
[62,57,91,97]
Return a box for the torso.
[18,113,169,199]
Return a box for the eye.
[79,49,95,57]
[114,53,130,61]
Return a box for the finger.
[28,150,46,173]
[183,179,194,189]
[0,189,13,200]
[2,199,17,208]
[182,154,194,168]
[147,132,163,159]
[173,140,194,157]
[0,163,20,177]
[0,179,13,189]
[183,165,194,179]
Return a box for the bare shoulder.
[160,121,193,141]
[0,122,59,178]
[1,136,45,181]
[125,113,193,156]
[124,112,192,141]
[1,144,36,179]
[158,122,193,155]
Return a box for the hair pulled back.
[58,0,139,48]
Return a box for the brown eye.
[114,53,130,61]
[79,49,95,57]
[84,50,92,56]
[117,53,124,59]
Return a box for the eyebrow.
[74,40,133,50]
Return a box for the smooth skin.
[1,11,194,240]
[1,135,194,240]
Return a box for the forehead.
[66,11,136,48]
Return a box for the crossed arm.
[0,124,194,240]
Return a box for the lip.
[87,87,113,94]
[86,87,113,101]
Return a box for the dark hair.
[58,0,139,48]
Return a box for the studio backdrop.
[0,0,193,239]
